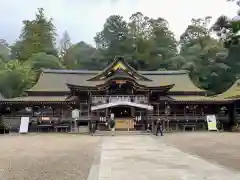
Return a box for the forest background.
[0,0,239,98]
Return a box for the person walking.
[109,119,115,136]
[155,118,163,136]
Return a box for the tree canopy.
[0,7,239,98]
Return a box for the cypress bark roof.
[27,69,204,93]
[170,95,231,103]
[213,79,240,100]
[0,96,75,104]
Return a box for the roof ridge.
[42,69,188,75]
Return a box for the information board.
[72,109,80,119]
[206,115,218,131]
[19,117,30,134]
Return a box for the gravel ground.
[1,132,240,180]
[0,134,101,180]
[161,132,240,171]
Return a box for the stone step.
[93,131,151,136]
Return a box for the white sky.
[0,0,238,46]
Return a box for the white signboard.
[19,117,30,134]
[206,115,218,131]
[72,109,80,119]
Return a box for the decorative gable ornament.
[112,62,127,71]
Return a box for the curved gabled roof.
[213,79,240,99]
[26,69,204,93]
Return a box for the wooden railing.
[151,114,229,121]
[91,95,148,104]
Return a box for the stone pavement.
[93,135,240,180]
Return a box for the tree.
[0,60,35,98]
[59,30,72,57]
[95,15,129,50]
[168,17,233,93]
[212,14,240,81]
[27,52,64,72]
[94,13,177,70]
[0,39,10,61]
[128,12,151,39]
[180,17,212,52]
[11,8,58,60]
[94,15,130,64]
[148,17,178,69]
[212,15,240,48]
[63,41,105,70]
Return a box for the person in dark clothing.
[89,120,96,136]
[153,119,157,134]
[155,119,163,136]
[217,120,221,132]
[92,120,98,134]
[109,119,115,136]
[144,119,148,131]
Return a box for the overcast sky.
[0,0,238,46]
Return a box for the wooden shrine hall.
[0,56,239,133]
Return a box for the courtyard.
[0,134,101,180]
[0,133,240,180]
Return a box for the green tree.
[0,39,10,61]
[0,60,35,98]
[94,12,177,70]
[94,15,129,65]
[180,17,212,52]
[212,14,240,80]
[27,52,64,72]
[11,8,57,60]
[63,41,106,70]
[148,17,177,70]
[168,17,232,93]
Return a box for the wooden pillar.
[88,91,91,119]
[131,107,134,117]
[97,110,100,119]
[147,91,150,123]
[87,91,91,132]
[80,103,82,117]
[233,102,237,124]
[106,108,108,118]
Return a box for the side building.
[0,56,238,132]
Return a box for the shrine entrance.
[109,106,134,131]
[91,101,153,131]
